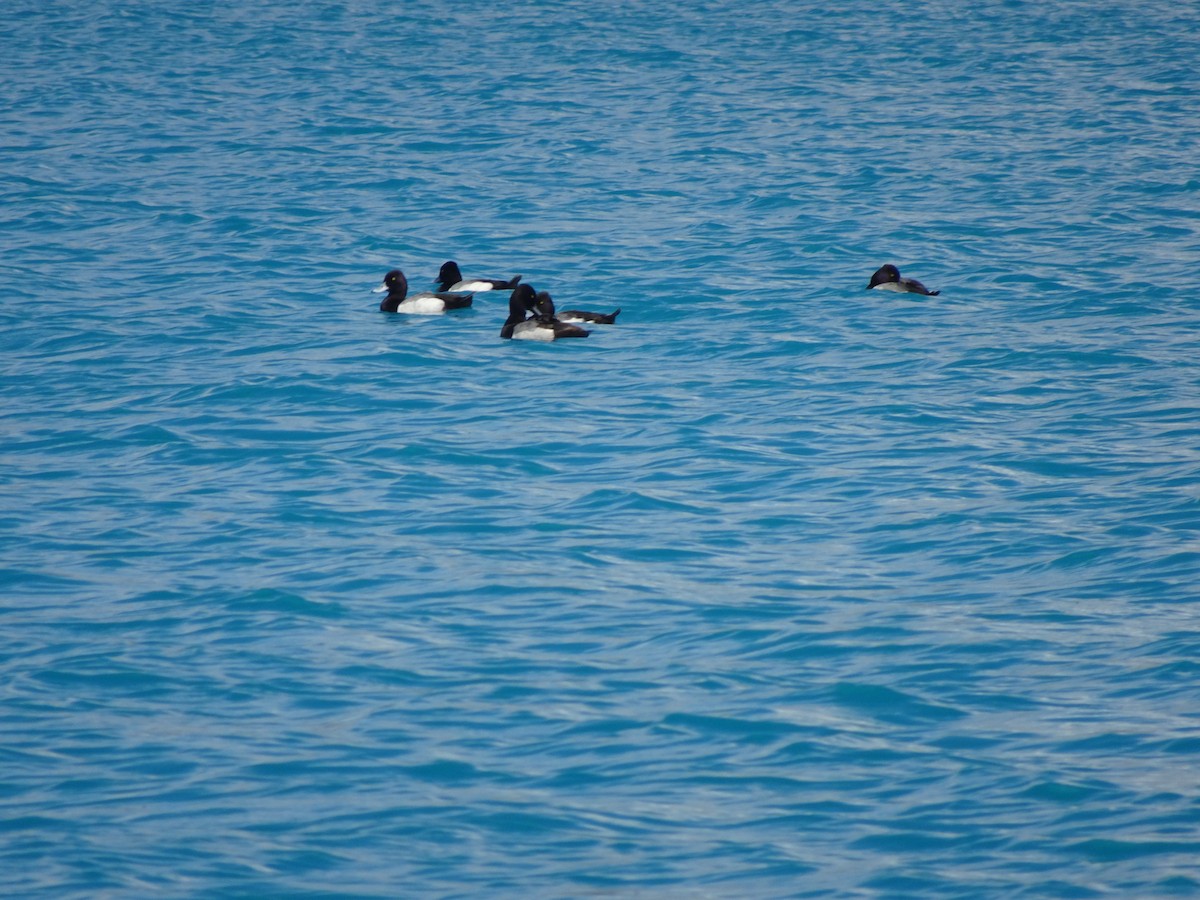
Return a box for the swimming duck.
[867,264,940,296]
[535,291,620,324]
[501,285,590,341]
[374,269,474,314]
[436,260,522,293]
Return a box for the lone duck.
[867,264,940,296]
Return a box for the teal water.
[4,1,1200,896]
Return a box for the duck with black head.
[536,291,620,325]
[436,260,522,293]
[867,264,941,296]
[374,269,474,314]
[501,285,590,341]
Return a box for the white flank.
[512,322,556,341]
[397,296,448,314]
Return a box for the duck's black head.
[502,285,537,334]
[509,284,537,316]
[376,269,409,311]
[868,264,900,289]
[380,269,406,291]
[534,290,557,322]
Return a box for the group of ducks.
[373,260,620,342]
[373,260,939,342]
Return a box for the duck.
[535,291,620,324]
[501,285,590,341]
[867,263,940,296]
[374,269,474,314]
[436,260,522,293]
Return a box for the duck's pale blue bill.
[372,282,388,293]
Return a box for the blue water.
[4,0,1200,896]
